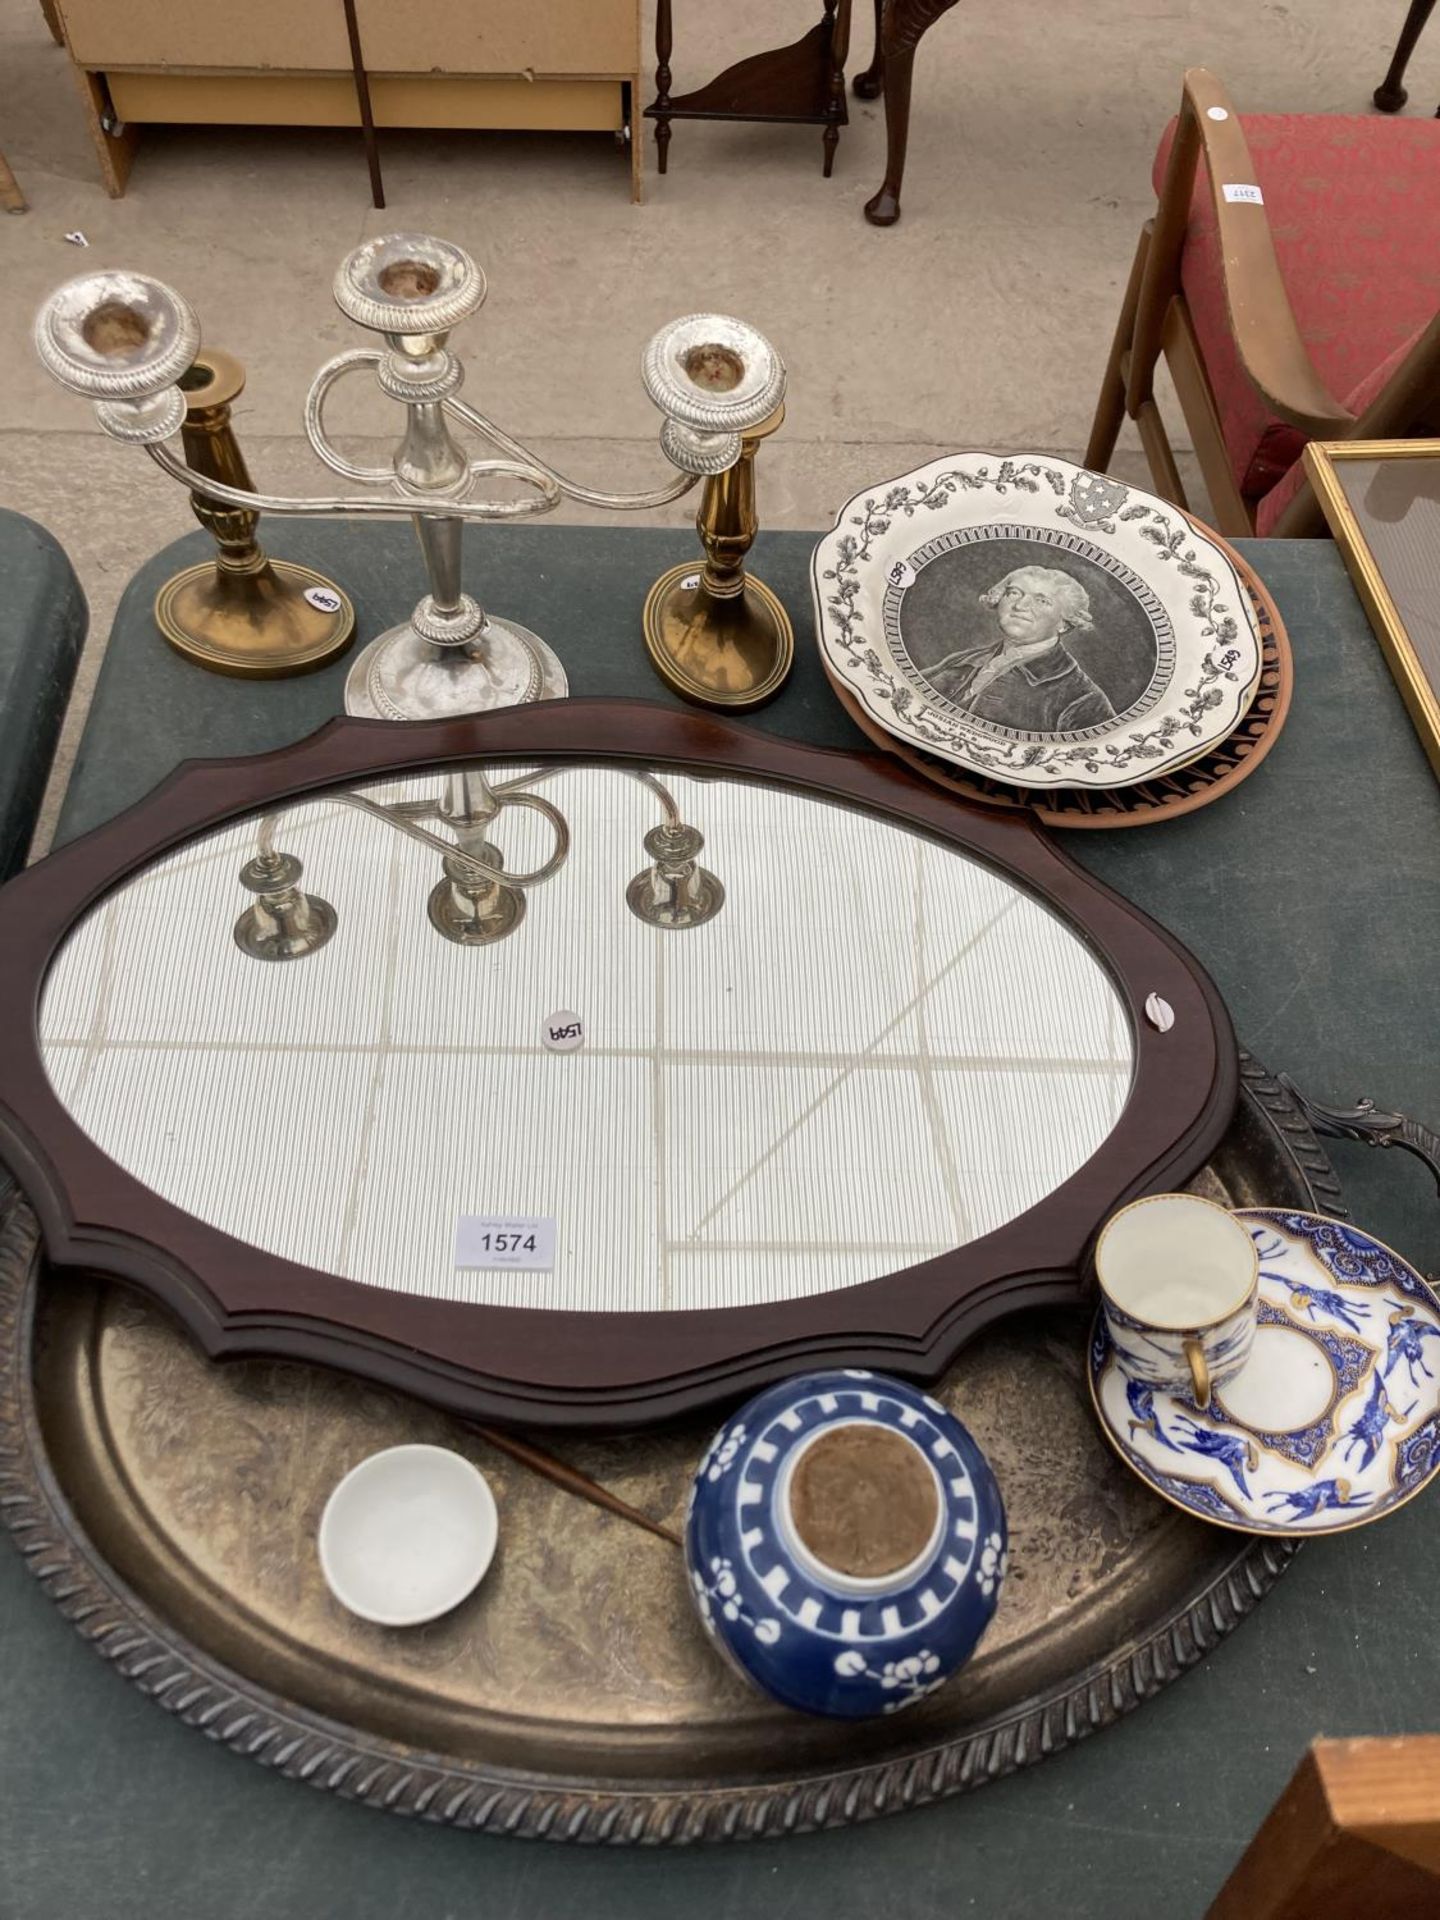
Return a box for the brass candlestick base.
[642,403,794,711]
[642,565,793,709]
[157,555,355,678]
[155,350,354,678]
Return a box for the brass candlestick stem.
[154,350,354,677]
[642,403,794,710]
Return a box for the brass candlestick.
[642,402,793,710]
[153,349,354,676]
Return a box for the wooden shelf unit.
[51,0,644,201]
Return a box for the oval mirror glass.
[39,762,1134,1314]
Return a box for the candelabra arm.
[303,349,396,485]
[307,353,599,511]
[144,441,561,521]
[443,393,701,512]
[490,764,683,826]
[256,789,569,890]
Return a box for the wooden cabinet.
[52,0,643,199]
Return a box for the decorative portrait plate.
[1089,1210,1440,1535]
[812,454,1264,791]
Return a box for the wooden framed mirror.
[0,702,1236,1426]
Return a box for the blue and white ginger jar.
[685,1369,1007,1718]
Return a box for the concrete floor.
[1,0,1432,830]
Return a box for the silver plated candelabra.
[237,762,723,960]
[33,234,786,721]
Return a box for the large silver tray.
[0,1054,1338,1843]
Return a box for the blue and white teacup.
[1094,1193,1259,1409]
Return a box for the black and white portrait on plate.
[893,532,1169,738]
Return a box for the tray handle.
[1277,1075,1440,1198]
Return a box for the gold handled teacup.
[1094,1193,1259,1409]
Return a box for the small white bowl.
[318,1443,498,1627]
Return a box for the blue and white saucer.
[1089,1210,1440,1535]
[686,1370,1007,1718]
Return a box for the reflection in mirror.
[40,765,1134,1313]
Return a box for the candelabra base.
[426,873,526,947]
[154,558,355,678]
[343,614,570,721]
[642,565,794,711]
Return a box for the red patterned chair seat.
[1152,113,1440,521]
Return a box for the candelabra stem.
[641,402,794,710]
[412,512,480,629]
[344,504,565,718]
[154,350,354,677]
[340,285,569,719]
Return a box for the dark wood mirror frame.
[0,701,1237,1429]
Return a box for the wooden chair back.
[1086,68,1440,538]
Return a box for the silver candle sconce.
[236,765,724,960]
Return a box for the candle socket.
[642,404,794,711]
[232,850,338,961]
[155,351,354,677]
[625,820,725,929]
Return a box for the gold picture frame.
[1304,439,1440,783]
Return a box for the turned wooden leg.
[853,0,885,98]
[863,0,962,227]
[821,0,850,175]
[654,0,674,174]
[864,38,916,225]
[1375,0,1437,110]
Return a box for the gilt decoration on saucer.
[812,453,1263,791]
[1089,1210,1440,1535]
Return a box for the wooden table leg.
[822,0,852,175]
[0,147,27,214]
[72,68,137,197]
[653,0,674,175]
[853,0,885,98]
[1374,0,1437,111]
[863,0,963,227]
[628,78,645,203]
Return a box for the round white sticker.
[304,585,343,614]
[542,1010,585,1052]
